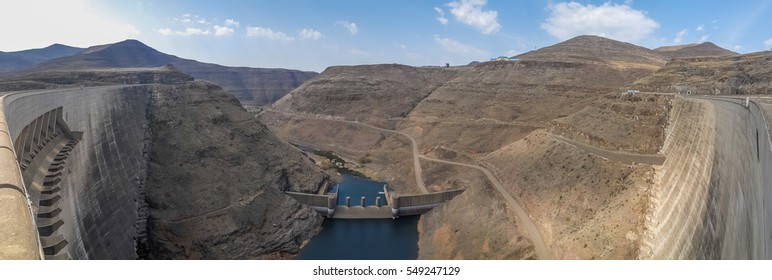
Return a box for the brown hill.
[517,35,666,70]
[272,64,466,127]
[654,42,736,59]
[404,36,667,155]
[632,51,772,95]
[31,40,316,105]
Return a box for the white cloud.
[176,28,210,36]
[161,15,240,37]
[447,0,501,34]
[674,29,688,43]
[696,25,705,32]
[0,0,141,50]
[157,28,174,36]
[435,7,449,25]
[764,38,772,48]
[299,28,322,40]
[434,36,490,57]
[541,2,659,43]
[337,21,358,35]
[246,26,294,41]
[699,35,710,42]
[175,14,211,26]
[213,25,235,36]
[734,45,743,50]
[225,19,240,28]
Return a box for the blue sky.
[2,0,772,71]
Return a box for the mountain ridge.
[0,43,83,73]
[21,39,316,106]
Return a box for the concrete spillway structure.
[0,86,152,259]
[642,95,772,259]
[286,188,464,219]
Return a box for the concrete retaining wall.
[2,85,151,259]
[642,95,772,259]
[698,98,772,259]
[393,189,465,207]
[641,97,716,259]
[285,191,336,218]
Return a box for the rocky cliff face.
[144,81,335,259]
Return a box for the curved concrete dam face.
[643,96,772,259]
[2,86,152,259]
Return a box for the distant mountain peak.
[654,42,736,59]
[80,39,157,55]
[0,43,84,73]
[516,35,666,69]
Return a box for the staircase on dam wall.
[640,97,716,259]
[14,107,81,260]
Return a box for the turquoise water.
[298,175,419,260]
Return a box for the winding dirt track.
[417,155,550,259]
[261,109,550,259]
[550,134,666,165]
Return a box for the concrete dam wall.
[1,85,152,259]
[642,95,772,259]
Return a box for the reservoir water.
[298,174,419,260]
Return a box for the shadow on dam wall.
[643,95,772,259]
[695,97,772,259]
[1,85,152,259]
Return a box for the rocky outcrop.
[145,81,335,259]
